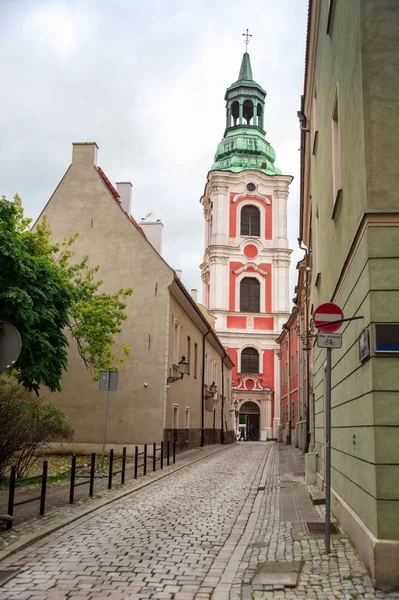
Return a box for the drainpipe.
[221,352,227,444]
[201,327,211,447]
[299,238,311,453]
[287,325,292,445]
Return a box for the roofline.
[173,275,235,368]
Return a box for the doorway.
[239,401,260,440]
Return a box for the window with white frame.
[241,347,259,374]
[240,277,260,313]
[187,336,191,375]
[185,407,190,430]
[173,404,179,432]
[240,205,260,237]
[173,320,180,365]
[332,90,342,204]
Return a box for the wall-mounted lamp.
[167,356,189,384]
[205,381,217,399]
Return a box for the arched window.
[241,348,259,373]
[241,205,260,237]
[240,277,260,313]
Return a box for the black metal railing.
[6,461,48,530]
[107,447,127,490]
[4,439,178,529]
[69,453,96,504]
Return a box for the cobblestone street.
[1,443,398,600]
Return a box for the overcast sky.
[0,0,308,303]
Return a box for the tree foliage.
[0,380,74,481]
[0,195,132,392]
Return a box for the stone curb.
[0,444,234,565]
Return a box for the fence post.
[167,440,170,466]
[89,453,96,497]
[144,444,147,476]
[153,442,156,472]
[121,447,126,485]
[134,446,138,479]
[161,441,164,470]
[7,465,16,530]
[108,449,114,490]
[39,460,48,516]
[173,439,176,464]
[69,455,76,504]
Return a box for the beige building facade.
[38,142,234,455]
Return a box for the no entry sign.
[313,303,343,333]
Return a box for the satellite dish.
[0,321,22,372]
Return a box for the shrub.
[0,380,74,480]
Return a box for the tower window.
[241,347,259,373]
[240,277,260,313]
[241,205,260,237]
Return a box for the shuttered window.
[240,277,260,313]
[240,205,260,236]
[241,348,259,373]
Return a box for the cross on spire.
[242,28,252,50]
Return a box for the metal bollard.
[89,453,96,497]
[121,447,126,485]
[134,446,138,479]
[161,441,164,470]
[7,465,16,529]
[69,455,76,504]
[173,439,176,464]
[108,449,114,490]
[153,442,156,472]
[167,440,170,466]
[39,461,48,516]
[144,444,147,476]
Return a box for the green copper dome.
[211,53,281,175]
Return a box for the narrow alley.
[0,444,397,600]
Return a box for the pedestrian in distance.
[239,427,246,441]
[248,424,254,441]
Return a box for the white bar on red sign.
[315,313,341,322]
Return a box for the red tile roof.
[97,166,145,237]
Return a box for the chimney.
[140,220,164,256]
[116,182,132,215]
[72,142,98,166]
[191,289,198,303]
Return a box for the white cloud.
[0,0,307,306]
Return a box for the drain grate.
[306,521,338,535]
[0,571,18,586]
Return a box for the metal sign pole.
[101,374,110,473]
[325,346,332,554]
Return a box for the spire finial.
[242,28,252,51]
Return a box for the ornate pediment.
[232,263,268,276]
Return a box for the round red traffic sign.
[313,303,344,333]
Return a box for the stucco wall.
[310,0,399,542]
[39,144,173,450]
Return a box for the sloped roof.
[97,166,145,237]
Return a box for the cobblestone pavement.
[1,443,398,600]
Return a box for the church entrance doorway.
[239,401,260,440]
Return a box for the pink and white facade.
[200,170,292,440]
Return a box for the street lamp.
[234,400,239,437]
[167,356,189,384]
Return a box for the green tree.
[0,195,132,392]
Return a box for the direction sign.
[317,332,342,349]
[313,303,343,333]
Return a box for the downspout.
[299,239,310,453]
[201,326,211,447]
[221,351,227,444]
[287,326,292,445]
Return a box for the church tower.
[200,47,292,440]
